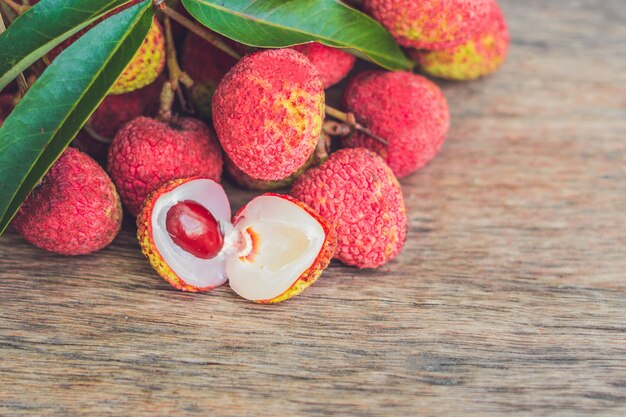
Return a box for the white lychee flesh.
[227,195,326,301]
[151,178,231,289]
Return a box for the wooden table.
[1,1,625,415]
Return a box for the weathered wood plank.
[1,0,625,415]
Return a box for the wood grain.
[1,0,626,415]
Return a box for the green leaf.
[181,0,413,71]
[0,0,135,90]
[0,1,153,235]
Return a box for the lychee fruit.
[363,0,492,50]
[72,77,164,162]
[0,94,14,127]
[412,2,509,80]
[291,148,407,269]
[291,43,357,88]
[212,48,325,181]
[107,116,223,217]
[182,32,238,119]
[48,1,165,95]
[342,71,449,178]
[12,148,122,255]
[137,177,336,303]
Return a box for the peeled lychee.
[291,148,407,269]
[212,49,325,181]
[0,94,14,127]
[182,32,237,119]
[137,177,336,303]
[413,2,509,80]
[291,43,356,88]
[107,116,223,216]
[363,0,492,50]
[48,1,165,95]
[342,71,449,178]
[12,148,122,255]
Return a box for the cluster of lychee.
[5,0,509,303]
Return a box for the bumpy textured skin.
[12,148,122,255]
[413,2,509,80]
[0,94,13,127]
[363,0,491,50]
[232,194,337,303]
[72,76,165,162]
[212,49,325,181]
[108,117,223,216]
[291,148,407,269]
[182,32,238,119]
[48,1,165,95]
[342,71,449,178]
[137,178,221,292]
[225,152,315,191]
[291,43,357,88]
[109,20,165,95]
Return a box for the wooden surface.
[2,1,626,415]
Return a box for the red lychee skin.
[291,148,407,269]
[0,94,14,127]
[342,71,449,178]
[72,75,165,163]
[12,148,122,255]
[412,2,509,80]
[107,117,223,217]
[363,0,492,50]
[182,32,238,119]
[291,43,357,88]
[232,193,337,304]
[212,49,325,181]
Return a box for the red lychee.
[412,1,509,80]
[48,1,165,95]
[291,43,356,88]
[182,32,238,119]
[363,0,492,50]
[342,71,449,178]
[107,116,223,216]
[12,148,122,255]
[212,49,325,181]
[291,148,407,269]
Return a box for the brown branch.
[324,105,388,146]
[0,8,28,96]
[159,4,242,60]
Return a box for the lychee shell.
[12,148,122,255]
[291,43,356,88]
[291,148,407,269]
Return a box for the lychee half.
[342,71,449,178]
[137,178,336,302]
[413,2,509,80]
[291,43,357,88]
[291,148,407,269]
[107,116,223,216]
[363,0,492,50]
[212,48,325,181]
[12,148,122,255]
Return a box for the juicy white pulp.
[226,195,326,301]
[152,179,232,289]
